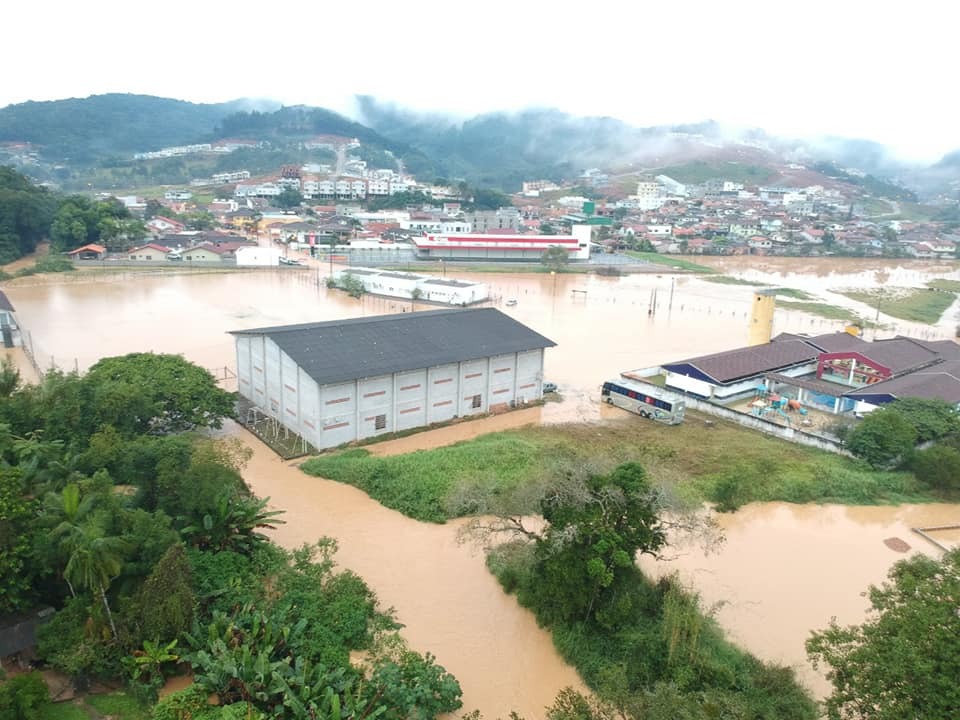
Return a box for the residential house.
[127,243,173,261]
[66,244,106,260]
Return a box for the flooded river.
[4,257,959,713]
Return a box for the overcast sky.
[5,0,955,161]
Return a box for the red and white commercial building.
[413,225,592,261]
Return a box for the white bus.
[601,378,685,425]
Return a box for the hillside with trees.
[0,166,57,262]
[0,167,147,262]
[0,94,262,162]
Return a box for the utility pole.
[668,276,675,312]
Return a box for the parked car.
[279,257,303,266]
[542,381,558,394]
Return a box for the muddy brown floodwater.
[236,420,587,718]
[4,258,960,712]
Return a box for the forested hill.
[356,97,658,189]
[215,105,392,147]
[0,94,259,162]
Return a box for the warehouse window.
[374,414,387,430]
[471,394,482,409]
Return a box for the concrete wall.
[236,337,546,450]
[635,381,847,455]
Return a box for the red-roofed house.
[66,244,106,260]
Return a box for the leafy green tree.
[540,222,556,235]
[885,397,960,443]
[0,166,57,263]
[470,188,512,210]
[526,463,666,628]
[846,409,917,468]
[362,645,463,720]
[184,211,216,231]
[84,353,235,435]
[0,466,39,613]
[911,444,960,491]
[137,543,195,644]
[807,549,960,720]
[0,671,49,720]
[275,188,304,210]
[541,245,570,272]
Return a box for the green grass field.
[624,251,716,273]
[839,287,956,324]
[301,413,929,522]
[777,300,872,325]
[701,275,768,286]
[35,691,148,720]
[927,279,960,293]
[770,287,815,300]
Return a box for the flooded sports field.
[4,255,960,715]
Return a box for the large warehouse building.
[413,225,593,261]
[231,308,556,449]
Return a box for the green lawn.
[624,251,716,273]
[301,414,929,522]
[770,287,815,300]
[838,287,956,324]
[701,275,768,286]
[86,692,151,720]
[37,703,90,720]
[35,691,149,719]
[927,279,960,293]
[778,300,873,325]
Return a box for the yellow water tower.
[748,289,776,346]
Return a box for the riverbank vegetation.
[301,411,931,522]
[474,461,815,719]
[0,354,461,720]
[844,398,960,496]
[807,548,960,720]
[837,286,956,324]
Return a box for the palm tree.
[45,483,98,596]
[63,527,126,639]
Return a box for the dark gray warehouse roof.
[231,308,556,387]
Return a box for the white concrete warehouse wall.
[515,349,544,404]
[395,369,428,431]
[428,363,460,423]
[248,335,268,408]
[280,350,301,434]
[460,358,489,416]
[236,336,252,402]
[489,353,517,407]
[319,381,356,448]
[264,338,283,418]
[298,367,321,449]
[358,375,394,441]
